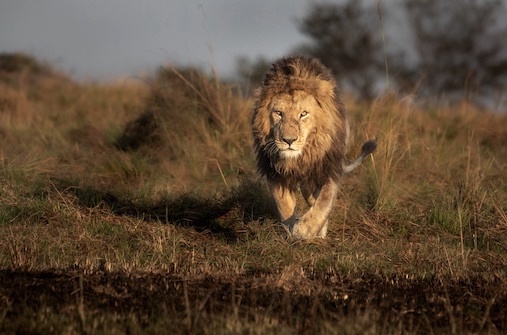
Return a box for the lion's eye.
[273,110,283,117]
[300,111,309,118]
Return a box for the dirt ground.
[1,270,506,334]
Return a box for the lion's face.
[269,91,319,159]
[253,56,348,183]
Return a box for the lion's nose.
[282,137,297,146]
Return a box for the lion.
[252,56,376,239]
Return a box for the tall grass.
[0,54,506,276]
[114,66,254,193]
[1,53,507,334]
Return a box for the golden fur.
[252,56,375,239]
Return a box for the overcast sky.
[0,1,330,81]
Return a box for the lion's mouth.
[279,148,302,159]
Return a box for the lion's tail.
[342,140,377,174]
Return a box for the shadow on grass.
[54,178,277,242]
[2,270,506,334]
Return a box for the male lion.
[252,56,376,239]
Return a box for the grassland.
[0,54,506,334]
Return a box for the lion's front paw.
[283,217,318,239]
[292,219,318,239]
[282,216,299,233]
[292,217,329,239]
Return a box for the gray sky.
[0,1,321,81]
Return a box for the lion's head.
[252,56,349,187]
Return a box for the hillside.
[1,54,506,334]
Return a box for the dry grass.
[1,54,506,334]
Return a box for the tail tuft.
[361,140,377,156]
[342,139,377,174]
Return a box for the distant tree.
[235,0,507,104]
[235,56,272,95]
[396,0,507,103]
[289,0,507,104]
[295,0,385,100]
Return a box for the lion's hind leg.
[301,184,316,207]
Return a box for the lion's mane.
[252,56,349,190]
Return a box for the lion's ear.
[252,112,271,144]
[316,78,335,99]
[252,95,272,143]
